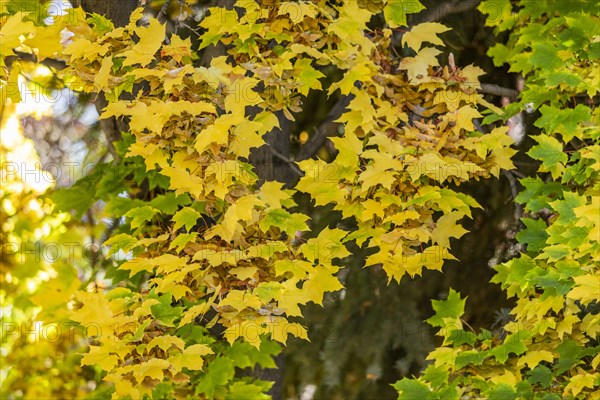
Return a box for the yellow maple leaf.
[454,105,483,132]
[259,181,291,210]
[303,265,344,304]
[120,257,156,276]
[402,22,450,52]
[71,291,114,329]
[431,211,469,247]
[94,56,113,92]
[160,34,192,62]
[133,358,170,384]
[220,290,262,311]
[207,195,262,242]
[517,350,554,369]
[564,373,596,397]
[154,254,188,274]
[461,65,486,89]
[358,165,396,191]
[567,274,600,305]
[490,369,518,386]
[230,119,264,158]
[163,64,195,93]
[147,335,185,352]
[126,141,167,171]
[224,320,262,347]
[108,377,140,399]
[266,317,308,344]
[26,22,66,60]
[278,1,318,24]
[359,199,387,222]
[195,113,241,154]
[122,18,165,67]
[169,344,213,372]
[329,60,374,95]
[80,345,119,371]
[399,47,441,82]
[160,165,204,200]
[277,278,310,316]
[0,13,35,56]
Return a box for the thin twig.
[461,318,477,334]
[157,0,172,22]
[502,169,524,223]
[266,144,303,177]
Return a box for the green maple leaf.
[172,207,201,232]
[549,191,586,221]
[125,206,160,229]
[487,43,512,66]
[295,58,325,96]
[540,243,570,261]
[87,13,114,36]
[103,233,138,255]
[150,192,192,214]
[555,339,582,374]
[259,209,310,236]
[426,288,466,328]
[50,186,96,219]
[226,340,280,369]
[489,331,530,363]
[105,197,145,216]
[527,135,567,170]
[529,43,562,69]
[528,365,553,388]
[394,378,431,400]
[195,357,235,397]
[384,0,425,28]
[169,233,198,252]
[545,71,583,87]
[515,177,562,212]
[225,382,271,400]
[492,255,538,295]
[516,218,548,252]
[534,104,591,140]
[421,364,449,388]
[486,384,517,400]
[455,350,489,369]
[151,294,184,327]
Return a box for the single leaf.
[172,207,201,232]
[402,22,450,52]
[384,0,425,28]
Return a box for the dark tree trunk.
[71,0,139,28]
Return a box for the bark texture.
[72,0,139,28]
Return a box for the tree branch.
[4,51,67,71]
[157,0,172,23]
[417,0,481,23]
[296,94,352,160]
[479,83,519,99]
[266,144,303,177]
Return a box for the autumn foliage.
[0,0,598,399]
